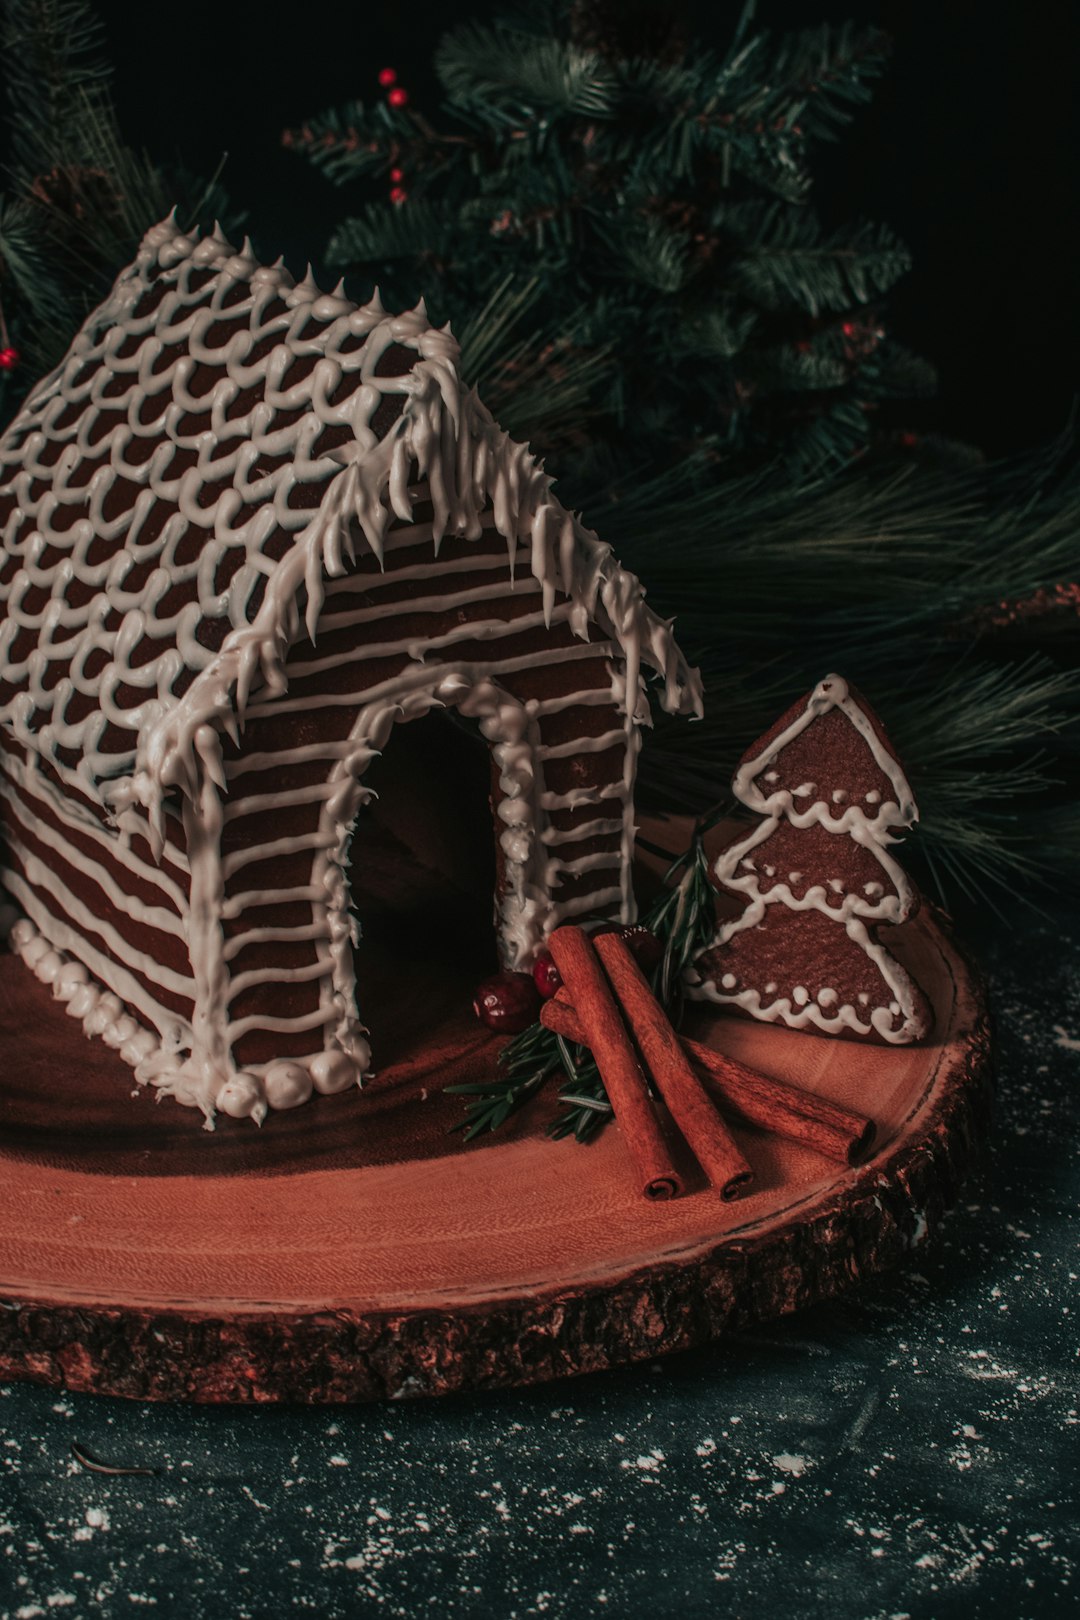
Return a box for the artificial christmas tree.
[287,0,923,486]
[281,0,1080,906]
[692,674,931,1044]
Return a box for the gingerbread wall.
[217,518,636,1072]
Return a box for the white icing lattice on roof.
[0,215,702,832]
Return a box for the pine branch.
[594,211,692,294]
[728,211,911,316]
[740,338,849,393]
[0,0,241,399]
[1,0,110,175]
[449,817,723,1142]
[284,101,461,189]
[435,23,619,119]
[639,648,1080,904]
[863,340,938,400]
[327,198,463,277]
[754,21,892,143]
[294,1,920,482]
[678,302,758,360]
[0,196,63,318]
[455,275,615,445]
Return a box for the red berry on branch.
[0,346,20,371]
[389,166,404,182]
[472,971,540,1033]
[388,87,409,109]
[389,186,408,205]
[532,952,562,1001]
[378,67,397,87]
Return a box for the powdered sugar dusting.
[0,910,1075,1614]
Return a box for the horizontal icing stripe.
[319,566,522,619]
[1,825,197,999]
[222,920,326,962]
[240,639,616,722]
[220,883,324,919]
[227,1003,336,1042]
[0,750,190,905]
[530,688,617,716]
[282,601,577,684]
[1,867,192,1036]
[316,575,540,635]
[549,885,624,919]
[540,780,628,811]
[549,850,622,878]
[227,957,327,999]
[221,830,338,882]
[224,740,349,779]
[321,509,499,564]
[220,778,337,824]
[321,544,509,595]
[0,775,188,940]
[541,816,625,847]
[538,727,626,761]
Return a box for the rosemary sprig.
[448,809,726,1142]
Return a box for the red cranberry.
[532,952,562,1000]
[472,971,540,1033]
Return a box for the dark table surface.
[1,906,1077,1620]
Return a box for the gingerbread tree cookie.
[691,674,931,1044]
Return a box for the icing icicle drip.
[0,212,701,837]
[113,373,699,855]
[0,215,704,1126]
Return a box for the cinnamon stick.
[541,998,872,1165]
[683,1039,874,1165]
[546,927,684,1202]
[592,930,755,1202]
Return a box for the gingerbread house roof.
[0,216,701,841]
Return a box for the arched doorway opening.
[346,706,501,1066]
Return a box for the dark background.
[99,0,1079,461]
[3,899,1078,1617]
[3,13,1079,1612]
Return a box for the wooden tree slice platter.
[0,824,991,1404]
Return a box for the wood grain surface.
[0,824,992,1403]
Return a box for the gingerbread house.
[0,218,702,1126]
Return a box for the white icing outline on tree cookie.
[715,810,916,924]
[687,901,928,1044]
[732,673,917,834]
[689,672,928,1045]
